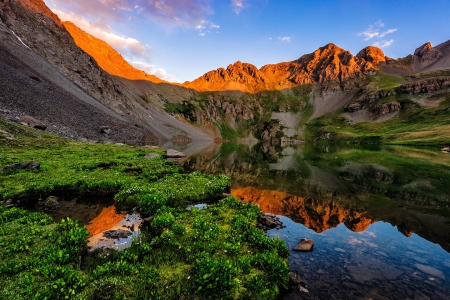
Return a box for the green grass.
[0,198,290,300]
[366,72,407,91]
[305,91,450,146]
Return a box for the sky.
[43,0,450,83]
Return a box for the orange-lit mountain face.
[63,21,164,84]
[184,44,386,93]
[231,186,374,233]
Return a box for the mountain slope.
[0,0,211,144]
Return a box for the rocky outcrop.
[345,90,396,112]
[400,77,450,95]
[413,42,443,63]
[370,102,401,116]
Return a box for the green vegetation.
[0,198,289,299]
[0,119,290,299]
[164,101,197,122]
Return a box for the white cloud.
[232,0,245,14]
[278,36,291,42]
[131,62,180,83]
[357,20,397,41]
[379,28,397,38]
[373,39,394,48]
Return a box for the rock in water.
[293,238,314,252]
[166,149,186,158]
[103,229,132,239]
[290,272,310,295]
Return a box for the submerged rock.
[103,229,132,239]
[293,238,314,252]
[415,264,445,280]
[166,149,186,158]
[290,272,310,295]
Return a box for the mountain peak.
[356,46,386,66]
[414,42,433,56]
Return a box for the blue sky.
[43,0,450,83]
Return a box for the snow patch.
[10,30,30,49]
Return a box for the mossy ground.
[0,119,290,299]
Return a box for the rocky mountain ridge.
[184,41,450,94]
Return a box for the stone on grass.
[1,161,40,172]
[144,153,160,159]
[293,238,314,252]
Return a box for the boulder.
[1,161,40,172]
[44,196,60,211]
[257,215,284,232]
[166,149,186,158]
[293,238,314,252]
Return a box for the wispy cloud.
[45,0,215,29]
[373,39,394,48]
[131,61,180,82]
[379,28,397,38]
[231,0,246,15]
[357,20,397,41]
[196,20,220,36]
[278,36,291,42]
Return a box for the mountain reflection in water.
[183,142,450,299]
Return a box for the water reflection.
[183,142,450,299]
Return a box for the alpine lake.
[180,142,450,299]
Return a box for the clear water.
[184,143,450,299]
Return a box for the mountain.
[63,21,165,84]
[185,41,450,94]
